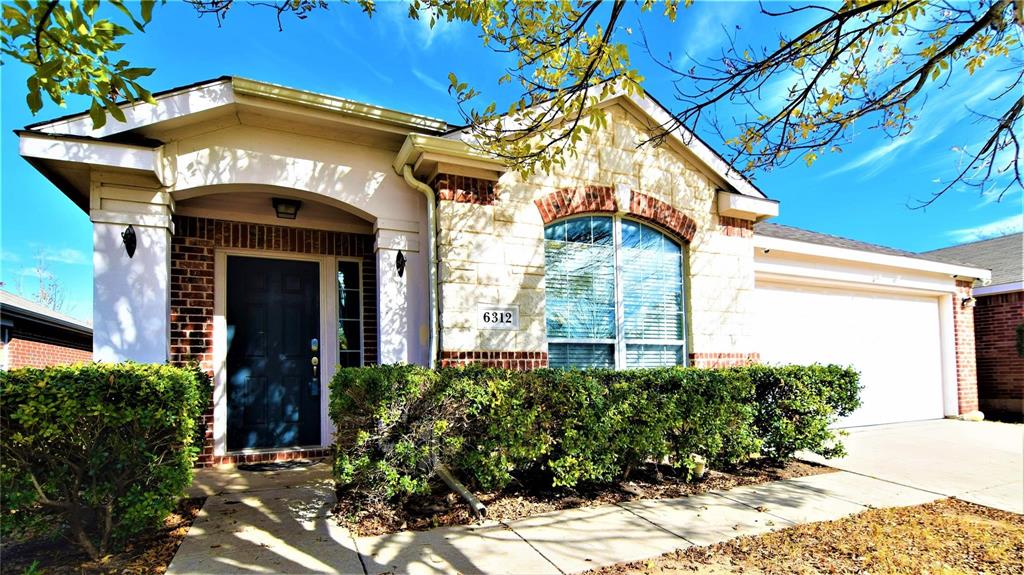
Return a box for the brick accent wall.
[0,338,91,369]
[440,350,548,370]
[718,216,754,238]
[974,290,1024,415]
[205,448,331,467]
[533,187,698,243]
[954,280,979,414]
[433,175,499,204]
[170,215,377,466]
[689,352,760,368]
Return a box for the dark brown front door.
[226,256,320,450]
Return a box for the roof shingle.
[922,233,1022,286]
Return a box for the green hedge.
[0,363,207,559]
[329,364,860,502]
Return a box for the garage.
[754,280,946,428]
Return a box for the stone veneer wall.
[170,215,377,466]
[434,103,758,369]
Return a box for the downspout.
[400,164,440,369]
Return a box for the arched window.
[544,215,687,369]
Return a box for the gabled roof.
[0,290,92,334]
[922,233,1022,286]
[23,76,450,138]
[22,76,768,200]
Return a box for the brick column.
[954,280,979,414]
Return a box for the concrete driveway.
[803,419,1022,514]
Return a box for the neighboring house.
[0,290,92,370]
[17,77,990,466]
[924,233,1023,417]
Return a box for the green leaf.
[89,100,107,129]
[25,88,42,113]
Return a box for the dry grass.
[591,498,1024,575]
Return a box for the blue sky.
[2,1,1021,321]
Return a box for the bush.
[454,367,759,490]
[328,364,859,502]
[0,363,206,559]
[329,364,478,502]
[748,364,862,462]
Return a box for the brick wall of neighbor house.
[974,290,1024,415]
[0,338,91,369]
[170,215,378,466]
[954,280,980,414]
[434,104,758,368]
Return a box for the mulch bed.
[336,460,832,536]
[588,498,1024,575]
[0,497,205,575]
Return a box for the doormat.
[236,459,317,472]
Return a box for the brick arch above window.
[534,186,697,243]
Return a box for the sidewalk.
[168,465,941,574]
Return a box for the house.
[924,233,1023,418]
[0,290,92,370]
[17,77,990,465]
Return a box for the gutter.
[400,164,440,368]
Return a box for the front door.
[227,256,321,450]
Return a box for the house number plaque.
[477,305,519,330]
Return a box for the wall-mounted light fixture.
[121,224,137,258]
[396,250,407,278]
[961,297,976,309]
[272,197,302,219]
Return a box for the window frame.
[545,214,689,369]
[336,257,364,368]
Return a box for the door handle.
[311,356,319,376]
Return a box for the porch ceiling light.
[272,198,302,219]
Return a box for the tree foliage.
[3,0,1021,203]
[1,0,159,128]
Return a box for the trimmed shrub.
[329,364,478,502]
[454,367,759,490]
[748,364,862,462]
[0,363,206,559]
[328,364,859,501]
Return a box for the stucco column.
[90,184,174,363]
[374,220,427,365]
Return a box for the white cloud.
[0,251,19,263]
[412,69,449,95]
[378,2,457,49]
[825,135,916,177]
[40,248,88,265]
[947,213,1023,243]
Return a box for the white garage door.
[755,281,944,427]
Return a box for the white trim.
[30,79,235,137]
[974,281,1022,296]
[938,293,959,417]
[20,133,163,179]
[212,248,340,456]
[717,191,779,221]
[754,234,991,281]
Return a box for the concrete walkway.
[801,419,1023,514]
[168,463,942,574]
